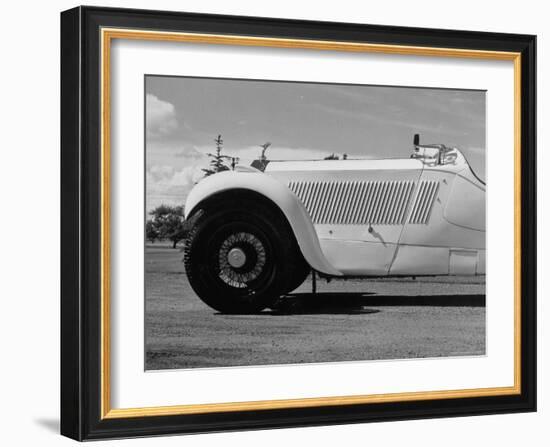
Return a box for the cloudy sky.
[145,76,486,211]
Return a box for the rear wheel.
[184,200,299,313]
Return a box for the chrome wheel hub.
[227,247,247,268]
[218,232,267,288]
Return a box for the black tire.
[284,254,310,294]
[184,200,299,313]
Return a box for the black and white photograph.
[144,76,487,370]
[54,4,537,442]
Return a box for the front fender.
[185,170,342,276]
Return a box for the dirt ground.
[145,243,486,370]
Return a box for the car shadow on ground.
[265,292,486,315]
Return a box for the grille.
[288,180,416,225]
[408,180,439,224]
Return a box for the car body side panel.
[397,170,485,250]
[477,249,486,274]
[449,249,478,275]
[184,170,342,276]
[267,164,423,246]
[267,164,423,275]
[320,240,396,275]
[444,172,486,231]
[389,245,450,275]
[390,167,486,275]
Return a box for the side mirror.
[413,133,420,146]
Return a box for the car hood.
[264,158,424,173]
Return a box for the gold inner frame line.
[100,27,522,420]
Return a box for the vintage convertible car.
[183,135,485,313]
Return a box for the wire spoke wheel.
[184,200,300,314]
[204,222,276,301]
[217,232,267,288]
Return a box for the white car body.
[185,144,485,278]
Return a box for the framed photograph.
[60,6,536,441]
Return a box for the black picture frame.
[61,5,536,441]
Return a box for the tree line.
[146,204,190,247]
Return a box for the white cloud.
[146,94,178,139]
[146,154,208,211]
[148,164,174,181]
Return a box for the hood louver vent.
[288,180,417,225]
[408,180,439,224]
